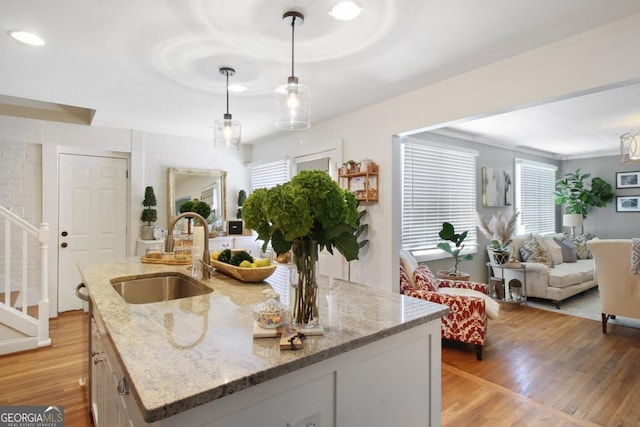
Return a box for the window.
[248,159,290,192]
[514,158,557,234]
[401,139,478,258]
[295,157,329,174]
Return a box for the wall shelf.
[339,162,379,202]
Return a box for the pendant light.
[620,130,640,165]
[275,10,310,130]
[214,67,241,149]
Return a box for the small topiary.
[179,199,211,225]
[141,186,157,225]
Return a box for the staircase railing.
[0,204,50,354]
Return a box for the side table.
[486,262,527,305]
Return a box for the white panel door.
[59,154,127,312]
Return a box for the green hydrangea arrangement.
[243,170,361,261]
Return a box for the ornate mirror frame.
[167,167,227,224]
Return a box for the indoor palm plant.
[243,170,360,326]
[476,210,520,265]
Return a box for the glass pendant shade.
[275,76,310,130]
[214,113,241,150]
[620,130,640,165]
[275,11,310,131]
[214,67,241,150]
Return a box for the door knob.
[61,242,68,248]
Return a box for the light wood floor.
[1,306,639,427]
[0,310,92,427]
[442,304,640,427]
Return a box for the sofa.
[492,232,597,308]
[587,239,640,333]
[400,250,499,361]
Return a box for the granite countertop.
[79,259,448,423]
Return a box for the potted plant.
[179,199,212,234]
[140,186,158,240]
[236,189,246,219]
[436,222,474,280]
[243,170,360,326]
[343,160,359,174]
[476,210,520,265]
[508,278,523,300]
[554,169,614,223]
[348,208,369,282]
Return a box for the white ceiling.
[440,81,640,159]
[2,0,640,156]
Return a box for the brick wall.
[0,141,43,303]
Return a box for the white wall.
[3,11,640,306]
[0,115,248,315]
[563,156,640,239]
[251,12,640,292]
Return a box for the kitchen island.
[79,259,448,427]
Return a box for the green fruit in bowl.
[239,260,253,268]
[255,258,271,267]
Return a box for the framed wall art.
[616,195,640,212]
[616,171,640,189]
[482,167,512,207]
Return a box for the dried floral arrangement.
[476,210,520,252]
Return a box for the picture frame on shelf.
[616,195,640,212]
[616,171,640,189]
[482,167,512,207]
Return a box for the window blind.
[515,159,557,234]
[401,141,478,253]
[248,159,290,192]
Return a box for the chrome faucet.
[165,212,212,279]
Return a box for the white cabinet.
[208,236,234,252]
[209,236,263,257]
[90,318,106,426]
[91,307,145,426]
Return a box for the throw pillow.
[519,235,553,267]
[413,264,439,292]
[400,264,413,293]
[399,249,419,287]
[542,236,563,266]
[553,237,577,263]
[566,234,592,260]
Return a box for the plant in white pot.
[436,222,473,280]
[476,210,519,265]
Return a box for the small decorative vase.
[492,250,510,266]
[290,238,319,327]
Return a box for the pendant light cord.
[225,71,230,115]
[290,15,296,77]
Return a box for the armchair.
[587,239,640,333]
[400,251,497,360]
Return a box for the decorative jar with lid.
[253,291,287,329]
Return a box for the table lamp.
[563,213,583,236]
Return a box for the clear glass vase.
[290,238,319,327]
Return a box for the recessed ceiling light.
[329,1,363,21]
[7,30,45,46]
[228,84,247,93]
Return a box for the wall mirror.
[167,168,227,224]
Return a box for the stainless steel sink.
[111,273,212,304]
